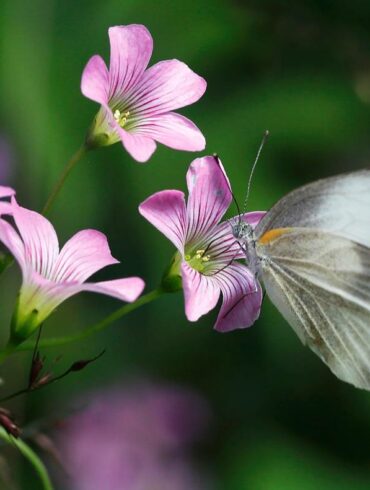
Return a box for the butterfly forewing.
[255,169,370,247]
[257,228,370,389]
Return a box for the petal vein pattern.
[140,155,265,331]
[81,24,206,161]
[0,198,144,342]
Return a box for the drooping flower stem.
[17,287,166,352]
[0,427,54,490]
[42,145,88,215]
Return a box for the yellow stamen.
[113,110,131,127]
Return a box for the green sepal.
[85,128,111,150]
[85,111,119,150]
[9,298,40,346]
[161,252,183,293]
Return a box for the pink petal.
[0,218,25,267]
[118,130,157,162]
[89,104,157,161]
[17,275,145,331]
[139,190,187,252]
[181,262,220,321]
[108,25,153,101]
[81,277,145,302]
[17,272,64,325]
[213,263,262,333]
[52,229,119,284]
[125,59,206,117]
[244,211,267,229]
[186,156,232,244]
[230,211,267,230]
[81,55,109,104]
[199,221,244,265]
[130,112,205,152]
[0,202,13,216]
[11,197,59,278]
[0,186,15,198]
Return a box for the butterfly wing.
[257,228,370,389]
[255,169,370,247]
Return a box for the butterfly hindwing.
[257,227,370,389]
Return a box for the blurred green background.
[2,0,370,488]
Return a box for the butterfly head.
[231,219,254,244]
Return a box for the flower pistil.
[185,249,211,272]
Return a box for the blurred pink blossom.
[139,155,265,332]
[57,383,211,490]
[81,25,206,162]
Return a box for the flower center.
[185,249,211,272]
[113,109,130,128]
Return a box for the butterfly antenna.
[243,130,269,212]
[213,153,241,218]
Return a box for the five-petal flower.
[81,24,207,162]
[139,156,265,332]
[0,198,144,344]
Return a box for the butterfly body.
[231,219,266,277]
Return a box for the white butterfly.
[233,169,370,390]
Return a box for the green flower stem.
[42,144,87,215]
[17,287,165,352]
[0,145,88,276]
[0,427,54,490]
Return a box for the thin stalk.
[0,427,54,490]
[42,145,87,215]
[17,287,165,352]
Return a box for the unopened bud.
[0,409,21,438]
[28,352,44,389]
[69,350,105,373]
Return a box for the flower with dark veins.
[139,156,265,332]
[82,25,207,162]
[0,197,144,345]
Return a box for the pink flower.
[57,382,210,490]
[139,156,265,332]
[81,25,207,162]
[0,198,144,344]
